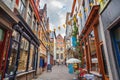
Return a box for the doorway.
[0,27,10,80]
[111,25,120,77]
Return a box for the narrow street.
[36,65,75,80]
[1,0,120,80]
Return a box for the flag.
[90,2,93,7]
[67,20,71,25]
[84,8,88,12]
[78,12,82,17]
[73,16,76,22]
[63,24,66,28]
[54,28,56,31]
[58,26,60,30]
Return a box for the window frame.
[28,44,35,70]
[17,36,29,73]
[19,0,26,17]
[27,5,32,26]
[5,31,21,76]
[88,30,99,72]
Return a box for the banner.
[71,36,77,47]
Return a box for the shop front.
[4,15,40,80]
[79,5,109,80]
[0,2,19,80]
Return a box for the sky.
[40,0,73,37]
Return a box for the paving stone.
[35,65,76,80]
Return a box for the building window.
[2,0,15,11]
[32,16,36,31]
[61,47,63,51]
[56,54,59,59]
[6,31,20,76]
[18,37,29,72]
[28,44,35,70]
[19,0,26,17]
[34,0,36,3]
[61,54,63,59]
[57,47,59,50]
[89,31,99,71]
[27,5,32,26]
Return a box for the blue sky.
[40,0,73,37]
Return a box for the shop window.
[12,31,20,41]
[28,44,35,70]
[19,0,26,17]
[6,31,20,76]
[0,28,4,41]
[18,37,29,72]
[6,42,18,75]
[27,5,32,26]
[89,31,99,71]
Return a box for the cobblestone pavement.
[35,65,76,80]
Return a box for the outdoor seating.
[78,68,86,80]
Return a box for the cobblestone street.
[35,65,76,80]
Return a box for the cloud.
[40,0,73,37]
[51,0,64,9]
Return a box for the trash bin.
[47,64,52,72]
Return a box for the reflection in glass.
[12,31,20,41]
[7,42,18,75]
[82,45,86,68]
[18,37,29,72]
[28,44,34,70]
[89,31,99,71]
